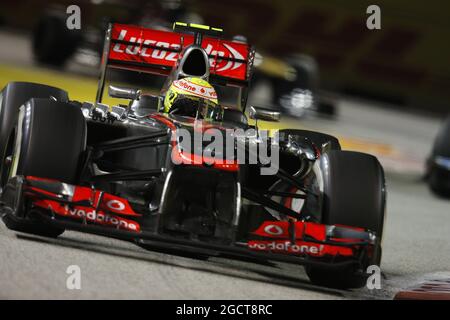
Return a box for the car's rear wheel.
[1,98,86,237]
[305,150,386,288]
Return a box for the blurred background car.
[427,115,450,197]
[2,0,337,119]
[250,52,337,118]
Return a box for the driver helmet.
[163,77,221,120]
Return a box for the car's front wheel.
[305,150,386,289]
[1,98,86,237]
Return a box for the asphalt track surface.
[1,30,450,300]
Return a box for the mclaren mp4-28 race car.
[0,23,386,289]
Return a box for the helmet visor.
[169,95,223,121]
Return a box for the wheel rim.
[0,129,15,191]
[0,106,25,192]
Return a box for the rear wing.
[96,23,255,105]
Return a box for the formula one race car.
[0,22,386,289]
[427,115,450,197]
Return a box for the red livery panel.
[108,24,250,81]
[25,177,141,233]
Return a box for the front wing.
[1,176,377,269]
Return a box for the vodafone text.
[66,206,139,231]
[248,240,325,255]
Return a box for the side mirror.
[248,106,280,122]
[108,85,141,100]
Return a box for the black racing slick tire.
[279,129,341,151]
[306,150,386,289]
[1,98,86,238]
[0,82,69,181]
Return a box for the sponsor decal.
[248,240,353,257]
[173,79,218,100]
[25,179,142,232]
[250,221,358,257]
[253,221,326,240]
[33,198,140,232]
[263,224,284,236]
[109,24,248,80]
[112,29,180,61]
[91,114,116,124]
[65,206,140,232]
[217,43,244,71]
[71,187,141,216]
[248,240,325,256]
[106,199,126,212]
